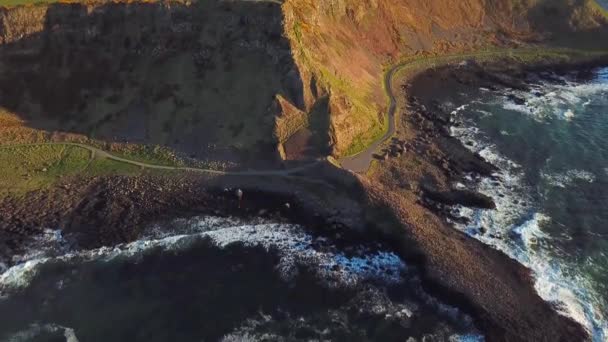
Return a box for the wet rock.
[422,187,496,209]
[507,94,526,105]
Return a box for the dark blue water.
[449,67,608,340]
[0,217,482,341]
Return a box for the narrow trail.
[338,48,606,173]
[338,63,402,173]
[3,50,601,177]
[0,142,322,177]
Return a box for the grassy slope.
[283,0,608,157]
[1,0,607,170]
[591,0,608,17]
[0,145,141,198]
[0,0,47,5]
[0,110,182,167]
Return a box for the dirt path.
[338,48,605,173]
[338,63,402,173]
[0,142,322,176]
[2,50,601,178]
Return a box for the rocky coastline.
[2,57,608,341]
[384,56,608,341]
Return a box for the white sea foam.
[512,213,551,248]
[450,334,485,342]
[475,109,493,117]
[0,218,406,294]
[541,169,597,188]
[449,94,608,340]
[450,104,469,116]
[221,294,482,342]
[0,218,489,340]
[5,323,79,342]
[498,72,608,122]
[564,109,575,120]
[10,229,71,265]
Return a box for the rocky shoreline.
[382,56,608,341]
[0,164,375,270]
[2,57,608,341]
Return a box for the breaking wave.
[0,216,484,341]
[448,70,608,341]
[498,71,608,122]
[4,323,79,342]
[541,169,597,188]
[0,217,405,294]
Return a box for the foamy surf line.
[5,323,79,342]
[449,86,608,341]
[0,217,489,341]
[0,218,406,295]
[496,69,608,123]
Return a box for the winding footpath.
[338,48,607,173]
[3,49,602,177]
[0,142,322,177]
[338,63,404,173]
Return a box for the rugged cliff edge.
[1,0,606,163]
[282,0,608,156]
[1,0,608,341]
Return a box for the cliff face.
[0,0,302,167]
[282,0,608,155]
[0,5,47,44]
[0,0,606,162]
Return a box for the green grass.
[337,47,608,160]
[313,63,385,158]
[386,46,608,124]
[289,23,384,158]
[107,144,183,167]
[85,156,141,175]
[590,0,608,19]
[0,0,58,6]
[342,117,388,157]
[391,47,608,81]
[0,145,140,198]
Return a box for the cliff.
[0,0,606,163]
[282,0,608,155]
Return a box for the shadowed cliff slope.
[0,0,606,162]
[0,0,305,168]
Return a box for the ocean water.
[0,216,482,341]
[449,67,608,341]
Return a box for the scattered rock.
[507,94,526,105]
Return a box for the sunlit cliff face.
[0,0,606,159]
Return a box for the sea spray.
[448,67,608,341]
[0,220,406,293]
[0,216,483,341]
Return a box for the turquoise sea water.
[449,67,608,340]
